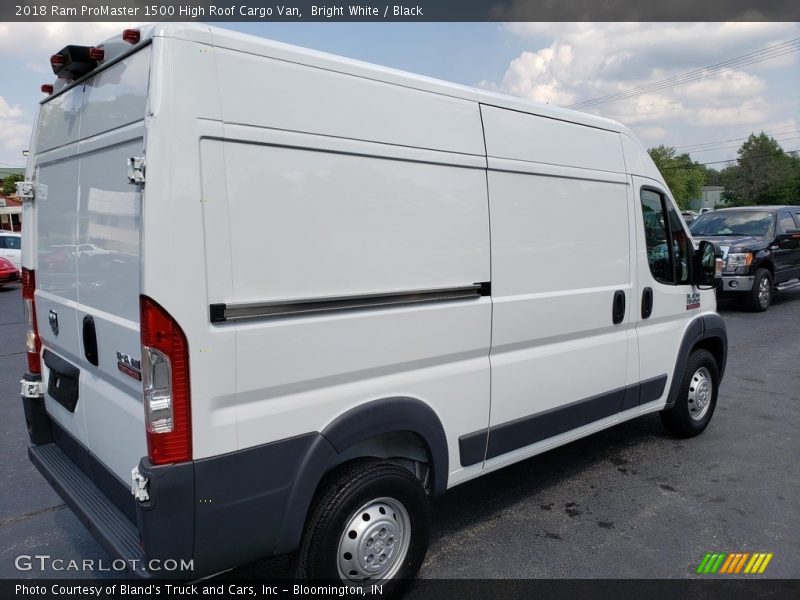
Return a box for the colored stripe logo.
[696,552,773,574]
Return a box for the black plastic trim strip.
[210,282,491,323]
[459,374,668,467]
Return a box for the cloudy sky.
[1,22,798,174]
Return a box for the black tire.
[295,459,431,586]
[661,349,719,438]
[745,268,772,312]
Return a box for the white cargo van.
[19,24,727,582]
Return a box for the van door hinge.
[16,181,35,200]
[131,466,150,502]
[127,156,145,185]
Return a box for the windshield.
[689,211,775,237]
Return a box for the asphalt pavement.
[0,282,797,579]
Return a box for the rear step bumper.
[28,442,148,576]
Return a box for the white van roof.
[134,23,635,138]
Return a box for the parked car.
[0,256,19,286]
[0,231,21,270]
[690,206,800,311]
[698,207,714,215]
[20,24,727,584]
[681,210,697,223]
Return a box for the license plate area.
[43,349,80,412]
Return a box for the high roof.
[141,23,635,138]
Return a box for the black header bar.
[4,1,799,22]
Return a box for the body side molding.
[210,283,491,323]
[459,374,668,467]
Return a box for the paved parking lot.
[1,282,798,579]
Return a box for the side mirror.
[692,240,722,287]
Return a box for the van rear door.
[33,47,151,484]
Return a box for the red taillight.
[88,47,104,61]
[41,84,54,94]
[122,29,140,44]
[22,268,41,374]
[50,54,65,68]
[140,296,191,464]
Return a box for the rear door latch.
[127,156,145,185]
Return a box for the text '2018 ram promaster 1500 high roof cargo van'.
[19,24,727,583]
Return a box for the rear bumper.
[22,389,336,578]
[28,442,150,575]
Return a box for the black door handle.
[82,315,99,366]
[641,287,653,319]
[612,290,626,325]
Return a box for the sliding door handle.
[641,287,653,319]
[612,290,626,325]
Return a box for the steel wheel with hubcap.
[687,366,713,421]
[295,459,431,585]
[337,497,411,581]
[661,349,719,438]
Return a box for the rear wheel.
[745,268,772,312]
[295,459,431,586]
[661,349,719,438]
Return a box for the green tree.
[720,133,800,206]
[647,145,706,209]
[2,173,24,196]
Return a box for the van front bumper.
[720,275,754,292]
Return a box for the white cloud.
[0,23,139,56]
[0,96,30,156]
[0,97,23,120]
[482,23,800,157]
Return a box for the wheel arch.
[755,257,774,277]
[272,396,448,555]
[664,314,728,409]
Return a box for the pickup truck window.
[778,211,796,233]
[641,189,690,285]
[689,211,775,238]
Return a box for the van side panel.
[481,105,626,173]
[143,34,241,461]
[482,106,634,469]
[199,53,492,481]
[212,45,485,156]
[206,133,492,481]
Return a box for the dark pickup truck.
[690,206,800,311]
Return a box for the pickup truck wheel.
[745,268,772,312]
[295,459,431,586]
[661,349,719,438]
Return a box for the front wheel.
[661,349,719,438]
[745,268,772,312]
[295,459,431,585]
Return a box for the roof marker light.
[50,54,65,68]
[41,84,54,94]
[122,29,140,44]
[88,47,104,60]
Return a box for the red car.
[0,256,19,286]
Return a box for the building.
[689,186,726,212]
[0,196,22,231]
[1,167,24,231]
